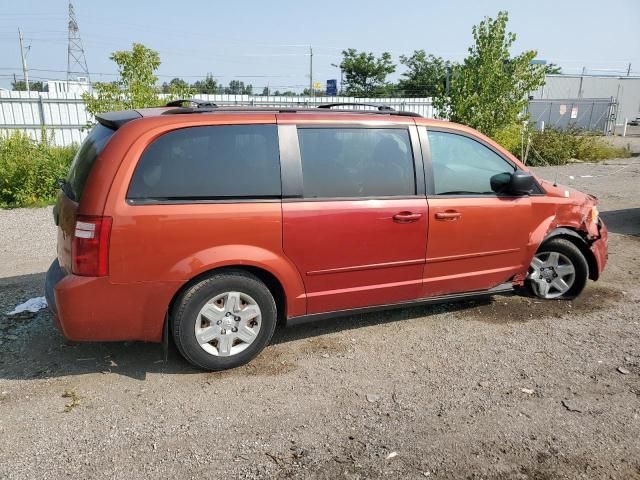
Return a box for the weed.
[62,389,81,413]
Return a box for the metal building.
[532,74,640,126]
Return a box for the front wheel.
[171,271,277,371]
[527,238,589,300]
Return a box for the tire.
[527,238,589,300]
[171,270,277,371]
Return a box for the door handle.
[393,211,422,223]
[435,211,462,220]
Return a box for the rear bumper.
[591,220,608,277]
[45,259,66,330]
[45,259,180,343]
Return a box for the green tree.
[164,77,195,99]
[83,43,162,116]
[193,74,219,94]
[272,90,295,96]
[339,48,396,97]
[11,80,48,92]
[433,11,546,136]
[302,87,325,96]
[545,63,562,74]
[397,51,448,97]
[161,77,189,93]
[224,80,252,95]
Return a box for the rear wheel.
[171,271,277,371]
[527,238,588,300]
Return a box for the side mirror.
[508,170,535,195]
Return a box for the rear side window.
[298,128,415,198]
[127,125,280,200]
[66,124,115,200]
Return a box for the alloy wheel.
[528,251,576,299]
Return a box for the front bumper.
[590,220,608,277]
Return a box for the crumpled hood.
[536,176,597,205]
[534,175,601,239]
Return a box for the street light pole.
[331,63,344,94]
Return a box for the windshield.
[65,124,115,201]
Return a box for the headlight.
[591,206,599,223]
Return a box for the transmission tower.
[67,1,90,84]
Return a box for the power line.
[0,67,301,78]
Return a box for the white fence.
[0,91,90,146]
[0,91,434,146]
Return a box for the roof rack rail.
[159,104,422,118]
[165,99,218,108]
[318,102,395,112]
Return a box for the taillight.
[72,215,112,276]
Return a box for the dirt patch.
[209,335,350,379]
[212,345,298,378]
[467,285,626,324]
[296,335,349,357]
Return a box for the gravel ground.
[1,158,639,479]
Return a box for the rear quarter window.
[66,124,115,200]
[127,124,281,201]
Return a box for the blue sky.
[1,0,638,91]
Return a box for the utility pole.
[627,63,632,77]
[18,28,30,92]
[577,66,585,98]
[309,45,313,97]
[330,63,344,94]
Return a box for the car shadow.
[271,299,484,345]
[601,208,640,236]
[0,271,487,381]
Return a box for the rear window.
[127,125,281,201]
[66,124,115,201]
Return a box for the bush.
[492,124,631,166]
[492,123,524,158]
[528,128,579,165]
[0,131,77,208]
[573,134,630,162]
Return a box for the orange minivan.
[46,100,608,370]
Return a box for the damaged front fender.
[521,180,608,284]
